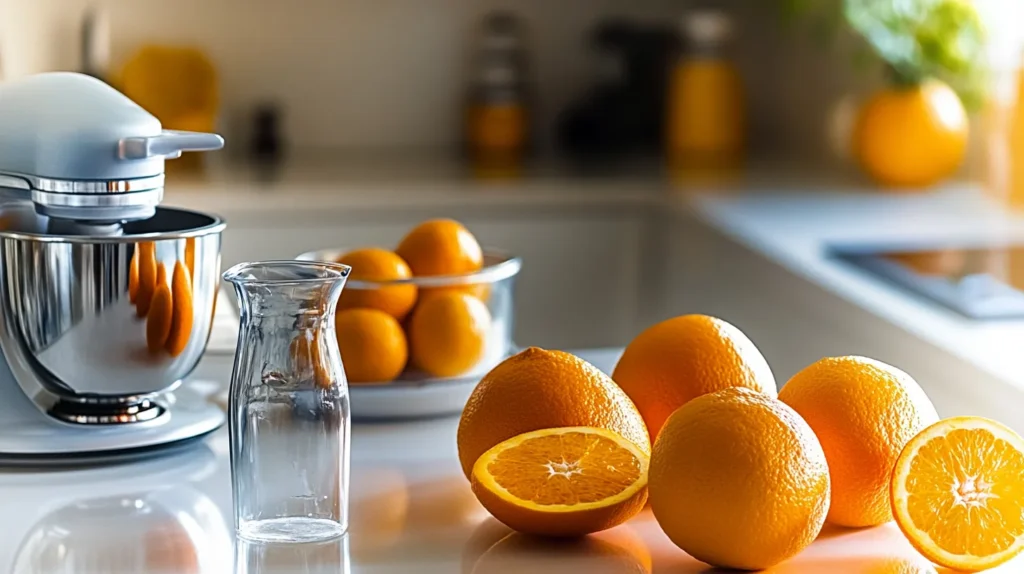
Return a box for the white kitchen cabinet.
[216,205,647,350]
[664,214,868,382]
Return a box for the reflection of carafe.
[234,537,350,574]
[4,448,231,573]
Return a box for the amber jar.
[666,10,745,169]
[465,12,530,170]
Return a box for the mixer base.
[0,430,216,467]
[0,376,226,466]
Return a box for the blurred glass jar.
[972,2,1024,207]
[224,260,352,544]
[666,9,745,170]
[465,11,532,172]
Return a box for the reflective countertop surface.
[2,348,1020,574]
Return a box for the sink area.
[830,241,1024,320]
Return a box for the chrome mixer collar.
[0,72,223,223]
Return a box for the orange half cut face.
[891,417,1024,572]
[470,426,649,537]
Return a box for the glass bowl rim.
[295,247,522,289]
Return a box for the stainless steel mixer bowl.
[0,203,224,398]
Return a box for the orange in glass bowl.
[296,248,521,420]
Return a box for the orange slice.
[165,261,194,357]
[135,242,157,317]
[470,426,649,537]
[128,248,140,303]
[146,264,173,353]
[891,417,1024,571]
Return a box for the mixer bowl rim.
[0,207,226,244]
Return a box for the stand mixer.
[0,72,228,464]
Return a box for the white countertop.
[8,348,1014,574]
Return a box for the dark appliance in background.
[251,103,285,165]
[80,6,111,82]
[556,19,677,164]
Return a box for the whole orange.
[407,291,491,378]
[649,387,830,571]
[853,81,968,189]
[778,356,938,527]
[457,347,650,479]
[336,308,408,384]
[335,248,418,320]
[612,314,776,439]
[396,219,484,277]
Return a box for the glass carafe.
[223,261,351,543]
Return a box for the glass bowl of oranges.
[296,219,521,420]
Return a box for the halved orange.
[891,417,1024,571]
[470,426,649,537]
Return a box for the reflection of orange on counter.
[467,526,652,574]
[350,467,409,560]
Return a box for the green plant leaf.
[842,0,988,109]
[778,0,989,110]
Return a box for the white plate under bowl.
[295,248,522,421]
[350,374,478,421]
[348,347,517,421]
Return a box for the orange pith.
[891,417,1024,572]
[470,426,649,537]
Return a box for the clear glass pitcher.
[223,260,351,543]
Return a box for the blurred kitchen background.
[4,0,1024,410]
[3,0,911,160]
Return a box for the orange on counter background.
[117,46,218,173]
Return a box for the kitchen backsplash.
[2,0,875,160]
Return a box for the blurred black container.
[251,103,285,165]
[557,19,677,164]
